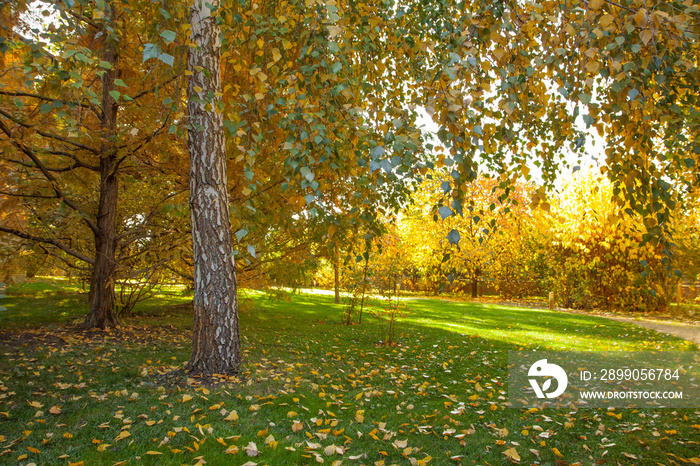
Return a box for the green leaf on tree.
[142,43,161,63]
[160,30,177,44]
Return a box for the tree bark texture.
[333,245,340,304]
[81,5,120,329]
[187,0,241,375]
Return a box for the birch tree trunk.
[187,0,241,375]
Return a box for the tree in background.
[372,174,534,297]
[540,173,676,312]
[0,0,185,327]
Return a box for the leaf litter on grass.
[0,292,698,465]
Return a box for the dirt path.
[602,316,700,345]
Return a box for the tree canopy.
[1,0,699,372]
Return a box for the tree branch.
[129,76,179,101]
[0,108,100,154]
[38,244,94,272]
[0,190,56,199]
[0,90,101,118]
[0,117,99,235]
[0,225,95,265]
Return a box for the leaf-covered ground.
[0,283,698,465]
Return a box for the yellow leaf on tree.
[633,8,648,27]
[599,14,615,29]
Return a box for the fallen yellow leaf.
[503,447,520,462]
[355,410,364,423]
[114,431,131,442]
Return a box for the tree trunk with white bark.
[187,0,240,375]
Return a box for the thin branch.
[67,10,100,30]
[0,108,100,154]
[6,156,93,173]
[0,90,101,118]
[41,148,99,171]
[114,189,187,243]
[0,190,56,199]
[38,244,93,271]
[129,76,179,101]
[115,115,171,153]
[0,225,95,265]
[0,118,99,235]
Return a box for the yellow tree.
[545,172,675,311]
[398,173,533,296]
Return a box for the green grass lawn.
[0,280,698,465]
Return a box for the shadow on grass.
[1,281,695,353]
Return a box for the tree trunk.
[82,156,119,328]
[358,252,370,324]
[333,245,340,304]
[81,6,119,329]
[187,0,241,375]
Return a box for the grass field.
[0,278,698,465]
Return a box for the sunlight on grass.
[0,282,697,466]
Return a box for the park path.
[601,316,700,345]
